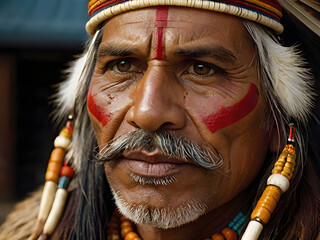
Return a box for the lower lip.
[123,159,186,177]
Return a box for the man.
[1,0,319,239]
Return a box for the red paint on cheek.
[202,83,259,133]
[87,92,112,126]
[155,7,169,60]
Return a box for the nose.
[126,67,186,131]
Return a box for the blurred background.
[0,0,89,223]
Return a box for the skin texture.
[88,7,274,240]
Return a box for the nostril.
[161,122,175,129]
[129,120,140,128]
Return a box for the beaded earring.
[28,115,75,240]
[242,123,296,240]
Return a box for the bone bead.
[43,188,68,235]
[38,181,57,220]
[267,174,290,193]
[241,220,263,240]
[54,135,71,149]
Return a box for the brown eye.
[116,60,131,72]
[192,63,214,75]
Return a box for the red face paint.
[87,92,112,126]
[202,83,259,133]
[155,7,169,60]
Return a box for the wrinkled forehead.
[101,7,253,51]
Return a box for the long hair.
[242,21,320,239]
[52,19,320,239]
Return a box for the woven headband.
[86,0,283,36]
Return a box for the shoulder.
[0,187,42,240]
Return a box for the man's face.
[88,7,271,227]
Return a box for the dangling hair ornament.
[28,114,75,240]
[242,123,296,240]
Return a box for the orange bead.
[121,227,133,238]
[221,228,238,240]
[251,207,270,224]
[60,166,74,178]
[251,185,281,224]
[121,220,132,228]
[124,232,139,240]
[211,233,226,240]
[45,171,59,183]
[50,147,65,162]
[46,161,61,172]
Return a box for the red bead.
[60,165,74,178]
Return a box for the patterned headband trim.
[86,0,284,36]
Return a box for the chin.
[111,187,208,229]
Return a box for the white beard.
[111,187,208,229]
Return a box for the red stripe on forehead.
[155,7,169,60]
[202,83,259,133]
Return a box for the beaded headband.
[86,0,284,36]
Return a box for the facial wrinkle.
[154,7,169,60]
[202,83,259,133]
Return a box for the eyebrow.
[97,45,137,58]
[174,46,237,64]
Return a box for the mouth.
[121,149,193,178]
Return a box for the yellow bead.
[274,162,284,168]
[281,171,290,179]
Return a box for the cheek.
[87,91,113,126]
[201,83,259,133]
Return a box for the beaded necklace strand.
[107,210,247,240]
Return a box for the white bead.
[267,174,290,193]
[38,181,57,220]
[43,188,68,235]
[54,136,71,149]
[241,220,263,240]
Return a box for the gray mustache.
[96,129,223,169]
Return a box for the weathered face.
[88,7,271,227]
